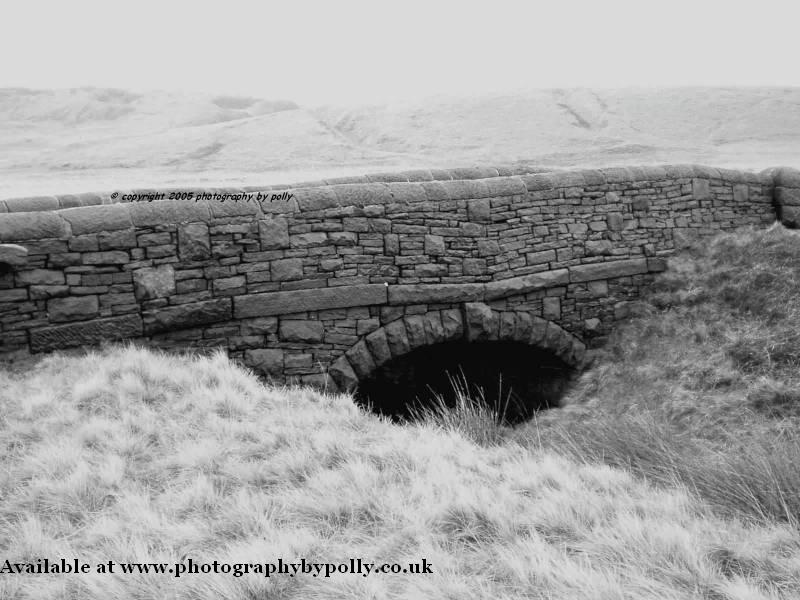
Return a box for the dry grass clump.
[3,345,800,598]
[507,224,800,530]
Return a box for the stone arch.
[327,301,587,394]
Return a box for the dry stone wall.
[0,164,793,393]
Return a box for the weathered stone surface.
[776,187,800,207]
[129,200,211,226]
[143,298,232,334]
[259,218,290,249]
[30,315,142,352]
[607,213,624,231]
[0,163,789,388]
[29,285,70,300]
[584,318,601,332]
[178,223,211,260]
[0,212,68,242]
[384,319,410,357]
[0,244,28,267]
[328,356,358,391]
[692,178,711,200]
[48,295,99,322]
[279,320,324,343]
[440,309,464,340]
[403,315,427,349]
[467,199,491,222]
[133,265,176,301]
[234,284,387,318]
[295,187,340,212]
[464,302,497,342]
[244,348,284,378]
[585,240,613,256]
[422,311,446,344]
[529,316,548,344]
[15,269,64,286]
[271,258,303,281]
[346,340,376,378]
[61,204,132,234]
[365,329,392,367]
[543,297,561,320]
[498,312,516,340]
[484,270,569,300]
[389,283,483,305]
[780,205,800,228]
[82,251,129,265]
[569,258,649,283]
[513,312,533,343]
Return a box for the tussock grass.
[3,345,800,598]
[508,225,800,531]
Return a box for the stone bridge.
[1,164,798,406]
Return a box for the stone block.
[692,178,711,200]
[422,311,446,344]
[328,356,358,391]
[403,315,427,348]
[0,212,68,242]
[587,280,608,296]
[365,329,392,366]
[440,309,464,340]
[543,297,561,320]
[733,184,750,203]
[346,340,376,378]
[234,284,387,318]
[484,269,569,300]
[388,283,484,305]
[179,223,211,259]
[569,258,648,283]
[585,240,613,256]
[607,213,624,231]
[384,319,410,357]
[258,217,290,250]
[82,251,129,265]
[271,258,303,281]
[48,295,99,322]
[279,320,324,343]
[0,244,28,268]
[467,199,491,222]
[129,200,211,227]
[133,265,176,301]
[30,314,142,352]
[464,302,497,342]
[142,298,232,334]
[424,235,445,255]
[60,204,132,234]
[776,187,800,207]
[98,229,137,250]
[244,348,284,378]
[29,285,70,300]
[15,269,64,286]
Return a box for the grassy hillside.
[2,86,800,198]
[2,226,800,599]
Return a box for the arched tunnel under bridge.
[328,303,587,424]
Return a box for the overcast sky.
[2,0,798,105]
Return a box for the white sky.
[2,0,798,106]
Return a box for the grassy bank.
[2,225,800,598]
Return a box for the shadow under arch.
[327,302,587,423]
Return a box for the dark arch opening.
[354,341,573,425]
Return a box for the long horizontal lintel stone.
[143,298,232,334]
[568,258,649,283]
[388,283,484,305]
[484,269,569,300]
[234,284,388,318]
[30,314,143,352]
